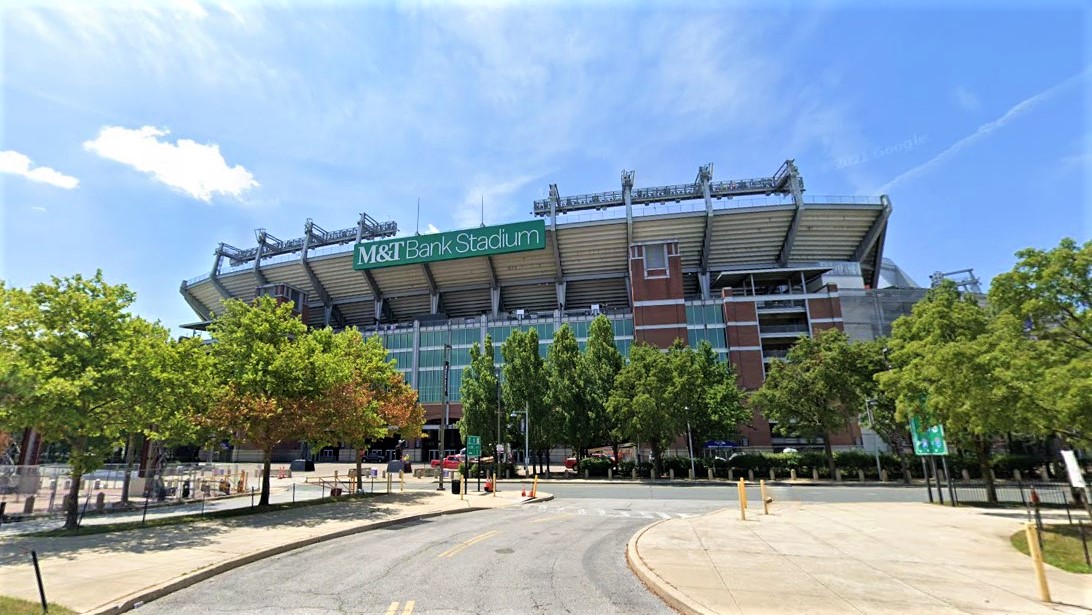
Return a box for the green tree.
[458,335,500,469]
[319,329,422,491]
[607,343,678,476]
[501,328,551,474]
[583,316,624,459]
[989,238,1091,445]
[547,325,590,459]
[0,272,149,529]
[877,282,1045,502]
[113,321,215,502]
[669,340,748,454]
[751,329,869,477]
[855,338,914,482]
[205,296,333,506]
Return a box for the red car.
[431,454,464,470]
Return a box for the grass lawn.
[1011,523,1092,574]
[26,491,383,538]
[0,595,76,615]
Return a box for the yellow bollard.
[738,477,748,509]
[399,470,404,493]
[737,479,746,520]
[1025,522,1052,602]
[386,472,392,494]
[760,479,769,515]
[531,475,539,498]
[460,472,465,501]
[491,472,496,497]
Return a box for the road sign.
[467,436,481,458]
[909,417,949,456]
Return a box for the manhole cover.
[494,548,514,555]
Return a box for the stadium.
[160,160,924,464]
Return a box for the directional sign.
[467,436,481,458]
[909,417,949,456]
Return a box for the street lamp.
[511,403,529,477]
[864,398,882,478]
[684,406,696,478]
[495,365,502,484]
[437,343,452,490]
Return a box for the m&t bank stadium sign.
[353,220,547,270]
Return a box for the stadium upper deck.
[179,160,891,330]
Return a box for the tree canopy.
[752,328,870,475]
[458,334,500,462]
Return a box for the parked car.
[431,454,464,470]
[362,450,386,463]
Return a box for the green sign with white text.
[353,220,547,270]
[467,436,481,458]
[909,417,949,456]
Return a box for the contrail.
[876,67,1090,195]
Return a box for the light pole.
[511,404,529,476]
[495,365,502,484]
[864,398,882,478]
[685,406,695,478]
[437,343,451,490]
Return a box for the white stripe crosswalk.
[516,503,696,522]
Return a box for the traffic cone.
[521,485,526,497]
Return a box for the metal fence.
[942,480,1079,509]
[0,463,267,522]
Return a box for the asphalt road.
[536,481,932,503]
[135,496,728,615]
[129,481,940,614]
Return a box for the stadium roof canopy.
[180,161,891,330]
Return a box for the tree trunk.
[544,447,551,478]
[652,445,663,478]
[63,456,85,531]
[260,449,273,506]
[120,433,136,504]
[898,455,911,485]
[355,448,364,492]
[974,436,996,504]
[823,434,837,479]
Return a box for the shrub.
[617,460,636,475]
[728,453,762,471]
[992,454,1042,477]
[660,456,706,476]
[834,450,875,472]
[577,457,613,477]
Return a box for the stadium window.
[644,243,667,270]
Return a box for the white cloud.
[877,69,1090,194]
[0,150,79,189]
[83,125,258,202]
[425,223,441,234]
[454,173,541,229]
[953,86,981,112]
[31,206,48,213]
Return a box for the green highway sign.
[467,436,481,458]
[909,417,949,456]
[353,220,546,270]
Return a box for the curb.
[625,519,717,615]
[86,503,498,615]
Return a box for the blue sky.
[2,1,1088,330]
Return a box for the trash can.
[450,477,461,495]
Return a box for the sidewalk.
[628,502,1091,615]
[0,489,534,614]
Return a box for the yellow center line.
[385,602,399,615]
[530,513,572,524]
[402,600,415,615]
[437,530,501,558]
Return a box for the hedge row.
[597,452,1053,480]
